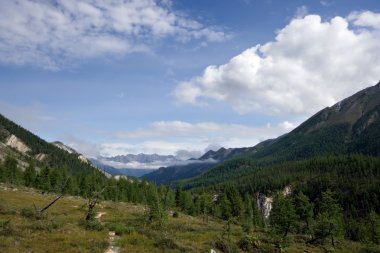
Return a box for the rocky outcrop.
[78,154,89,164]
[35,153,47,161]
[256,193,273,220]
[53,141,76,154]
[6,135,30,154]
[256,185,292,222]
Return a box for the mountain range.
[1,81,379,189]
[143,147,248,184]
[0,114,108,178]
[181,81,380,189]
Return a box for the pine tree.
[199,192,212,222]
[4,156,18,184]
[147,185,168,228]
[24,160,36,187]
[227,186,244,218]
[270,194,297,238]
[368,210,380,244]
[243,193,254,233]
[313,189,343,246]
[219,191,232,220]
[294,191,314,234]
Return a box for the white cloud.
[66,120,298,157]
[113,120,295,141]
[0,0,228,69]
[347,11,380,29]
[174,11,380,115]
[295,6,308,18]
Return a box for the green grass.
[1,184,379,253]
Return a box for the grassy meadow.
[0,184,379,253]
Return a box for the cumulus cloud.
[0,0,228,69]
[347,11,380,29]
[174,11,380,115]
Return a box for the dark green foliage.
[79,219,103,231]
[242,193,254,233]
[237,234,260,252]
[218,192,232,220]
[105,223,135,235]
[23,161,36,187]
[178,190,195,215]
[3,156,21,185]
[313,190,344,246]
[146,184,168,227]
[293,191,314,234]
[197,191,212,221]
[270,194,297,238]
[144,162,216,185]
[368,211,380,244]
[20,207,37,219]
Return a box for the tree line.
[1,154,379,247]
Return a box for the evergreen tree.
[0,159,5,182]
[252,196,260,228]
[38,167,52,192]
[199,192,212,222]
[270,194,297,238]
[4,156,19,184]
[368,210,380,244]
[243,193,254,233]
[294,191,314,234]
[313,190,343,246]
[179,191,195,215]
[24,160,36,187]
[219,191,232,220]
[147,185,168,228]
[227,186,244,218]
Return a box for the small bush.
[106,222,135,235]
[20,207,36,219]
[238,234,261,251]
[155,237,179,250]
[29,220,55,232]
[79,219,103,231]
[215,238,240,253]
[0,219,14,236]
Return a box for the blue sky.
[1,0,380,158]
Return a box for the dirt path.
[96,212,120,253]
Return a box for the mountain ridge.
[181,81,380,188]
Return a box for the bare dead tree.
[85,186,107,220]
[35,178,69,217]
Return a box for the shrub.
[106,222,135,235]
[0,219,14,236]
[79,219,103,231]
[29,220,55,232]
[215,238,240,253]
[155,237,179,250]
[238,234,261,251]
[20,207,36,219]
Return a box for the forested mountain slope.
[183,81,380,188]
[0,114,103,176]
